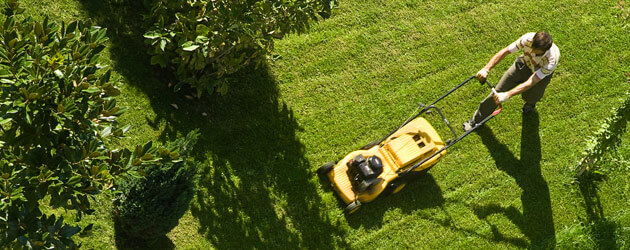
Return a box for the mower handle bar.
[398,103,501,175]
[375,75,491,146]
[396,76,503,175]
[366,74,502,175]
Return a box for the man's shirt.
[507,32,560,79]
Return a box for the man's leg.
[521,72,553,113]
[470,57,531,124]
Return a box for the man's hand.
[476,68,489,82]
[493,91,510,104]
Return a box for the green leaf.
[25,111,31,125]
[34,21,43,36]
[60,225,81,238]
[144,31,160,39]
[67,175,81,186]
[122,124,131,134]
[150,55,160,65]
[196,24,210,36]
[101,126,112,137]
[0,79,14,84]
[95,28,107,43]
[54,70,64,78]
[182,41,199,51]
[218,81,229,95]
[55,216,64,230]
[82,224,93,233]
[67,21,77,34]
[142,141,153,154]
[0,118,12,125]
[82,87,101,94]
[159,39,166,51]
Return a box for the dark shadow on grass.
[578,180,619,249]
[345,173,444,229]
[186,67,347,248]
[572,89,630,249]
[113,218,175,250]
[473,111,556,249]
[78,1,346,248]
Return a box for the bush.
[113,130,199,242]
[0,2,123,247]
[0,1,180,247]
[143,0,335,97]
[575,87,630,179]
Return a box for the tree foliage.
[143,0,335,97]
[0,1,183,248]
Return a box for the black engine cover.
[347,155,384,183]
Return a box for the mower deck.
[326,117,446,205]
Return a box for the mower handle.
[372,75,499,151]
[393,75,503,175]
[398,102,502,176]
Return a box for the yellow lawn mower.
[317,76,502,214]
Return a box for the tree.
[0,1,182,247]
[143,0,336,97]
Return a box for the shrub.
[113,130,199,242]
[0,1,176,247]
[575,86,630,179]
[143,0,335,97]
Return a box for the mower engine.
[347,155,383,191]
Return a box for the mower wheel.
[360,140,379,150]
[385,179,407,195]
[345,200,361,214]
[317,162,335,176]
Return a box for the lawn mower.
[317,75,502,214]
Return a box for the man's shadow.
[472,111,556,248]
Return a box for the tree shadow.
[186,67,347,248]
[77,1,346,248]
[472,112,556,249]
[345,173,445,229]
[113,217,175,250]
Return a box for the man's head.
[532,31,553,55]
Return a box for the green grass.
[12,0,630,248]
[556,127,630,249]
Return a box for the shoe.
[462,119,476,132]
[522,103,536,114]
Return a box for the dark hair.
[532,31,553,51]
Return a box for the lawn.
[12,0,630,248]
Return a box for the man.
[463,31,560,132]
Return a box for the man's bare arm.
[477,46,512,81]
[507,73,541,97]
[493,73,542,104]
[483,46,511,71]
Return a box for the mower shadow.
[346,173,445,229]
[78,1,346,248]
[473,111,556,249]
